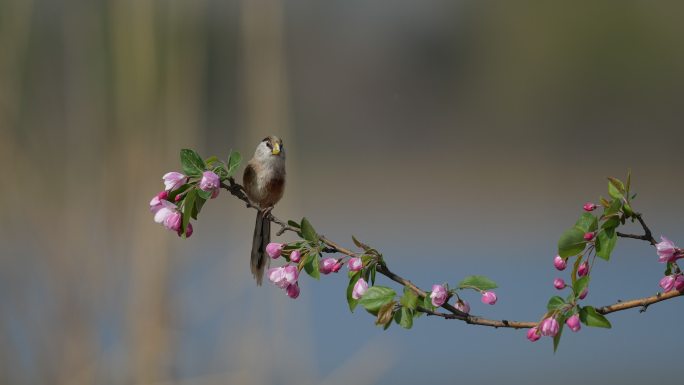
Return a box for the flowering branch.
[150,150,684,350]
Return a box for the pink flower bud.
[150,194,163,213]
[481,291,497,305]
[348,257,363,272]
[153,201,178,224]
[526,327,541,342]
[540,317,559,337]
[352,278,368,300]
[656,236,678,263]
[163,211,182,232]
[566,314,581,332]
[553,278,566,290]
[286,284,300,299]
[320,258,337,275]
[579,288,588,299]
[185,223,194,237]
[675,275,684,292]
[578,261,589,277]
[583,202,597,212]
[158,191,169,201]
[163,172,187,191]
[210,188,220,199]
[199,171,220,192]
[331,261,343,273]
[268,267,285,288]
[289,249,302,263]
[583,232,595,241]
[174,194,182,202]
[660,275,676,292]
[266,243,284,259]
[553,255,567,271]
[430,285,448,307]
[454,299,470,314]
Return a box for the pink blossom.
[163,172,187,191]
[348,257,363,272]
[174,194,182,202]
[430,285,447,307]
[454,299,470,314]
[526,327,541,342]
[553,278,566,290]
[539,317,559,337]
[660,275,676,292]
[578,261,589,277]
[583,232,595,241]
[583,202,597,212]
[268,266,298,289]
[320,258,337,275]
[481,291,497,305]
[656,236,678,263]
[149,193,164,214]
[199,171,220,192]
[266,243,284,259]
[211,189,220,199]
[153,200,178,224]
[289,250,302,263]
[331,261,343,273]
[676,275,684,292]
[553,255,567,271]
[579,288,588,299]
[164,211,182,232]
[352,278,368,300]
[286,284,300,299]
[566,315,581,332]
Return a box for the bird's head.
[254,135,285,161]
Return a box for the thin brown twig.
[222,181,682,330]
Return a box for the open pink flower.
[656,236,678,263]
[268,266,298,289]
[163,211,182,232]
[481,291,497,305]
[352,278,368,300]
[163,172,187,191]
[153,200,178,224]
[430,284,447,307]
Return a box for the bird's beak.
[272,143,281,155]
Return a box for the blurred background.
[1,0,683,384]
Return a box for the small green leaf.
[421,294,436,311]
[558,227,586,257]
[608,177,625,199]
[547,296,566,312]
[346,271,361,312]
[300,217,319,243]
[227,151,241,177]
[579,306,612,328]
[398,306,413,329]
[167,184,191,201]
[571,256,583,286]
[287,220,301,229]
[352,235,371,251]
[575,213,598,233]
[303,252,320,280]
[180,149,206,176]
[573,276,590,298]
[601,215,620,230]
[191,196,206,220]
[604,198,623,216]
[359,286,396,313]
[553,313,569,353]
[375,301,396,326]
[457,275,498,291]
[205,155,219,165]
[197,189,212,200]
[665,262,673,276]
[182,189,197,236]
[596,228,616,260]
[370,264,377,285]
[400,287,419,310]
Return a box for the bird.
[243,136,286,285]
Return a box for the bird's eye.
[265,141,272,149]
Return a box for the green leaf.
[608,177,625,199]
[421,294,436,311]
[359,286,396,313]
[287,220,301,229]
[665,262,673,276]
[397,307,413,329]
[596,228,616,260]
[370,264,377,285]
[302,252,320,280]
[375,301,395,326]
[300,217,319,243]
[352,235,371,251]
[553,313,569,353]
[346,271,361,312]
[227,151,241,177]
[400,287,419,310]
[604,198,623,216]
[205,155,219,166]
[182,189,197,236]
[191,196,206,220]
[601,215,620,230]
[167,183,191,201]
[579,306,612,328]
[197,188,212,200]
[457,275,498,291]
[571,256,583,286]
[575,213,598,233]
[558,227,586,258]
[180,149,206,176]
[573,276,590,298]
[547,296,566,312]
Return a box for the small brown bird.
[243,136,286,285]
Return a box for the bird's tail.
[251,210,271,285]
